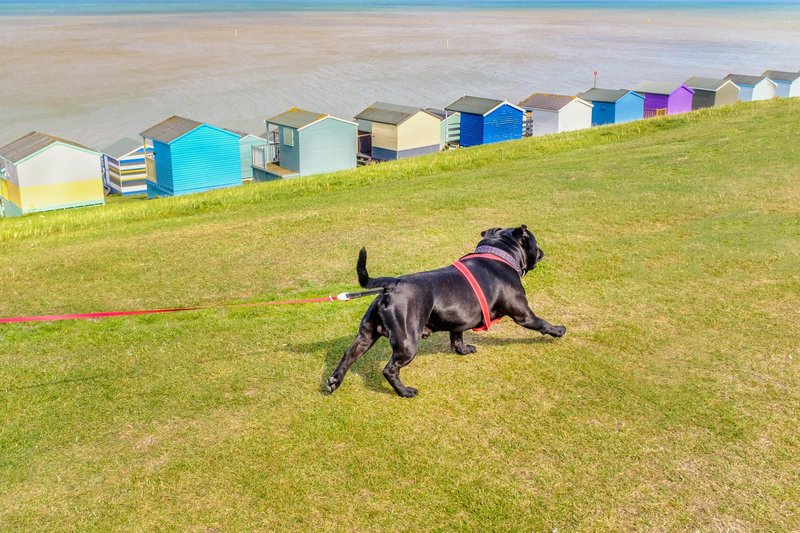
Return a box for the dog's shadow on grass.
[293,332,555,396]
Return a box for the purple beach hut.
[632,81,695,117]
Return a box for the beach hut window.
[283,129,295,147]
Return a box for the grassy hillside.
[1,99,799,531]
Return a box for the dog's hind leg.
[450,331,477,355]
[326,303,381,394]
[383,331,422,398]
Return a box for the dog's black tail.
[357,248,400,290]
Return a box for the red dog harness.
[452,253,519,332]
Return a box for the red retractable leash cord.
[0,289,384,325]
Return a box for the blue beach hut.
[140,115,241,198]
[225,129,266,181]
[579,88,644,126]
[444,96,524,147]
[252,108,357,180]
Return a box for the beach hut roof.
[141,115,203,143]
[267,108,355,130]
[102,137,144,159]
[684,77,738,92]
[762,70,800,82]
[354,102,437,126]
[424,108,448,120]
[223,128,265,141]
[580,88,636,103]
[445,96,522,116]
[0,131,96,164]
[519,93,591,111]
[724,74,776,87]
[632,81,687,95]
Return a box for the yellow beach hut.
[354,102,442,161]
[0,131,104,217]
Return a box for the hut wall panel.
[667,87,694,114]
[751,81,776,101]
[372,146,399,161]
[558,101,592,132]
[17,144,102,187]
[372,122,399,152]
[4,178,23,206]
[239,135,265,180]
[773,81,790,98]
[616,92,645,123]
[278,125,301,173]
[738,85,754,101]
[16,179,104,212]
[790,81,800,97]
[440,113,460,147]
[459,113,484,147]
[532,109,559,136]
[152,140,175,192]
[715,83,740,106]
[1,197,24,217]
[4,161,20,187]
[643,93,670,113]
[298,119,357,176]
[691,89,717,110]
[170,125,241,194]
[483,104,523,144]
[373,144,439,161]
[590,101,615,126]
[397,112,441,152]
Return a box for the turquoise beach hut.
[140,115,241,198]
[225,129,266,181]
[444,96,524,147]
[425,108,461,149]
[251,108,357,181]
[579,88,644,126]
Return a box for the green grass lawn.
[1,99,799,531]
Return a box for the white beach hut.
[518,93,593,137]
[724,74,777,101]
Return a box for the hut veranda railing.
[251,130,280,170]
[644,108,668,118]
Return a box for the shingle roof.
[684,77,736,92]
[0,131,96,164]
[725,74,770,86]
[633,81,686,95]
[579,88,634,103]
[424,108,448,120]
[140,115,203,143]
[355,102,434,125]
[445,96,505,115]
[101,137,143,159]
[762,70,800,82]
[519,93,587,111]
[267,108,329,130]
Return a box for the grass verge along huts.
[444,96,523,147]
[354,102,441,161]
[252,108,356,180]
[141,116,241,199]
[0,131,104,217]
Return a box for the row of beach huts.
[1,70,798,218]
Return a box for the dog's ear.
[480,227,501,238]
[512,225,529,242]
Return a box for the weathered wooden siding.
[277,125,301,173]
[715,83,740,106]
[558,101,592,132]
[396,112,440,152]
[459,113,485,147]
[371,122,398,152]
[532,109,559,136]
[298,118,356,176]
[483,104,523,144]
[590,101,616,126]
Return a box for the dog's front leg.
[450,331,477,355]
[510,306,566,338]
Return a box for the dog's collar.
[473,245,525,278]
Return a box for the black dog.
[325,225,566,398]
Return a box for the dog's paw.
[398,386,418,398]
[325,376,339,394]
[550,325,566,338]
[453,344,477,355]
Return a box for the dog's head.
[479,224,544,274]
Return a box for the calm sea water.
[1,0,799,15]
[0,0,798,147]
